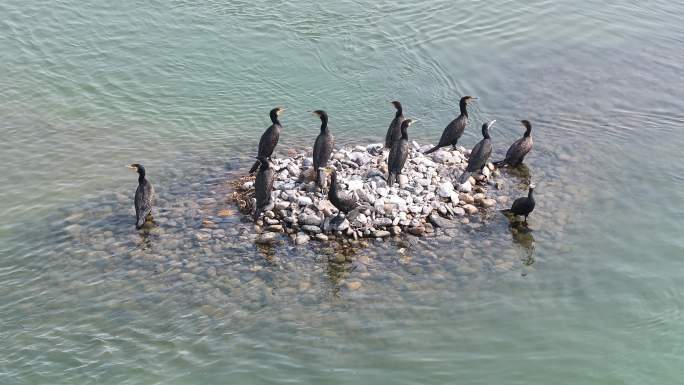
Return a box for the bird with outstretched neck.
[505,185,536,223]
[128,163,155,230]
[312,110,334,187]
[459,120,496,183]
[387,118,415,186]
[494,120,533,167]
[253,156,275,220]
[384,101,405,148]
[424,96,476,154]
[249,107,285,174]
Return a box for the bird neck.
[319,115,329,133]
[138,169,145,184]
[400,126,408,140]
[482,127,490,139]
[395,105,403,118]
[459,100,468,117]
[524,125,532,138]
[270,111,280,125]
[528,189,534,199]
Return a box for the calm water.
[2,0,684,383]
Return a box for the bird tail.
[248,160,260,174]
[136,216,145,230]
[315,168,322,187]
[458,171,471,184]
[423,145,441,155]
[252,207,261,221]
[387,172,396,187]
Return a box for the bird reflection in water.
[509,222,536,269]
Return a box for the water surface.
[1,0,684,384]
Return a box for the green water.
[2,0,684,384]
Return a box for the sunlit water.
[1,0,684,384]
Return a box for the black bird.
[249,107,286,174]
[324,168,359,215]
[494,120,534,167]
[424,96,476,154]
[459,120,496,183]
[387,118,415,186]
[312,110,334,187]
[253,156,275,220]
[384,101,405,148]
[128,163,155,230]
[505,185,536,223]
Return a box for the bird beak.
[278,108,286,114]
[487,120,496,128]
[529,184,536,189]
[127,165,136,170]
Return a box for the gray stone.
[255,232,279,244]
[302,225,322,234]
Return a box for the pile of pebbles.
[237,142,513,245]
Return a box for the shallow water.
[2,0,684,384]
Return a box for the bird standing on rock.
[312,110,334,187]
[384,101,405,148]
[424,96,476,154]
[494,120,533,167]
[459,120,496,183]
[128,163,155,230]
[253,156,275,220]
[387,118,415,187]
[323,167,359,216]
[505,184,536,223]
[249,107,286,174]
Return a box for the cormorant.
[324,168,359,215]
[424,96,476,154]
[494,120,533,167]
[249,107,285,174]
[128,163,154,230]
[384,101,404,148]
[506,185,536,223]
[459,120,495,183]
[387,118,415,186]
[312,110,334,187]
[253,156,275,220]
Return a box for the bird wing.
[385,116,404,147]
[396,141,409,172]
[255,168,275,207]
[466,139,492,172]
[313,133,334,170]
[506,137,532,163]
[439,115,466,146]
[510,197,528,214]
[258,124,280,158]
[135,180,153,222]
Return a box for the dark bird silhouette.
[128,163,155,229]
[324,168,359,215]
[384,101,405,148]
[387,118,415,186]
[504,185,536,223]
[312,110,334,187]
[253,156,275,220]
[424,96,476,154]
[249,107,285,174]
[459,120,495,183]
[494,120,533,167]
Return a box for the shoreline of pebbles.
[235,141,512,245]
